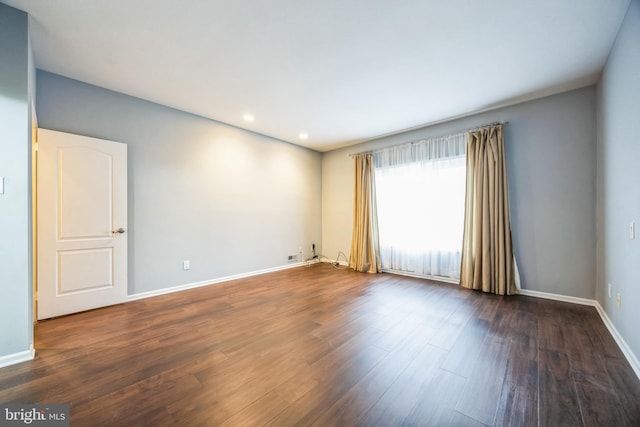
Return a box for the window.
[374,133,466,280]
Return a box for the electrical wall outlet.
[183,260,190,270]
[630,222,636,240]
[608,283,612,298]
[287,254,298,263]
[616,292,621,308]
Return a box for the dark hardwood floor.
[1,263,639,426]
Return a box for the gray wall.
[0,3,34,358]
[597,0,640,360]
[323,86,597,298]
[37,71,322,295]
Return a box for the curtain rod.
[348,121,507,158]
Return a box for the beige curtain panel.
[349,153,382,273]
[460,125,517,295]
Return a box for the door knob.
[112,227,125,234]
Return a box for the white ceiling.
[2,0,631,151]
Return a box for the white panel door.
[37,128,127,320]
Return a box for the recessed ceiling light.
[243,114,254,122]
[299,133,309,140]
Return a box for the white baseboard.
[594,301,640,380]
[127,260,318,302]
[518,288,596,306]
[320,258,348,266]
[381,268,459,284]
[519,288,640,380]
[0,346,35,369]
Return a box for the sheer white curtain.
[374,133,466,280]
